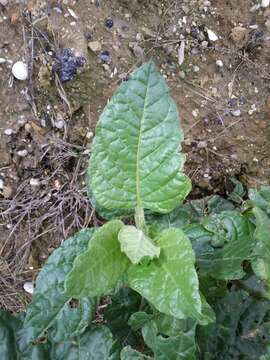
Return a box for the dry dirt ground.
[0,0,269,310]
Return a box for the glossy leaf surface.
[88,61,191,213]
[128,228,201,320]
[24,229,95,341]
[118,225,160,264]
[65,221,129,298]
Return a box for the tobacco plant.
[1,62,270,359]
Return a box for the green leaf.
[24,228,96,341]
[186,211,255,280]
[104,288,142,347]
[146,195,234,237]
[118,225,160,264]
[49,297,96,342]
[65,220,129,298]
[0,310,50,359]
[251,207,270,282]
[88,61,191,214]
[128,228,202,320]
[197,290,270,359]
[50,325,120,360]
[120,346,153,359]
[249,186,270,215]
[226,177,245,204]
[142,320,196,360]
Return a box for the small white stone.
[0,58,6,64]
[192,109,199,118]
[231,109,241,117]
[193,65,200,72]
[30,178,40,187]
[23,281,34,295]
[86,131,93,139]
[67,8,79,19]
[4,128,13,136]
[0,179,4,189]
[12,61,28,80]
[17,149,28,157]
[54,119,65,129]
[207,28,218,41]
[261,0,270,8]
[216,59,223,67]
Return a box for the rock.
[2,185,13,198]
[231,109,241,117]
[30,178,40,187]
[0,0,8,6]
[0,179,3,189]
[12,61,28,80]
[88,40,102,52]
[207,28,218,41]
[216,59,223,67]
[54,119,65,129]
[197,141,207,148]
[0,58,6,64]
[23,281,34,295]
[193,65,200,73]
[262,0,270,8]
[17,149,28,157]
[178,40,185,65]
[4,128,13,136]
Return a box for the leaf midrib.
[136,65,151,208]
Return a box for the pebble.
[216,59,223,67]
[0,58,6,64]
[12,61,28,80]
[192,109,199,118]
[17,149,28,157]
[88,41,102,52]
[261,0,270,8]
[30,178,40,187]
[99,50,110,63]
[207,28,218,41]
[193,65,200,73]
[201,40,209,48]
[0,179,3,189]
[231,109,241,117]
[54,119,65,129]
[23,281,34,295]
[197,141,207,148]
[4,128,13,136]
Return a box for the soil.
[0,0,269,311]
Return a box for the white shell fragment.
[12,61,28,80]
[261,0,270,8]
[207,28,219,41]
[23,281,34,295]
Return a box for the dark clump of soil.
[0,0,269,311]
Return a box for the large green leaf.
[128,228,202,320]
[251,207,270,283]
[197,290,270,359]
[24,228,96,341]
[65,220,129,298]
[249,186,270,215]
[88,61,191,213]
[142,320,196,360]
[185,211,255,280]
[0,310,50,360]
[118,225,160,264]
[104,288,142,347]
[50,325,120,360]
[49,297,96,342]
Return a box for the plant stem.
[135,206,146,233]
